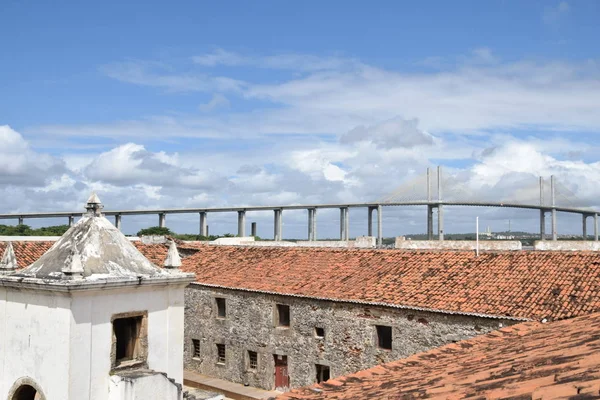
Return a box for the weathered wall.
[184,285,515,391]
[395,239,522,251]
[534,241,600,251]
[0,287,71,400]
[69,284,187,400]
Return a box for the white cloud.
[192,49,247,66]
[340,117,434,149]
[0,125,67,186]
[192,49,356,72]
[199,94,230,112]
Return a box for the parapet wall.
[395,239,522,251]
[534,241,600,251]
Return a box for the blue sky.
[1,1,599,237]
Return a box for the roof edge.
[188,282,530,322]
[0,273,195,293]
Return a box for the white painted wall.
[0,288,72,400]
[0,283,187,400]
[69,284,187,400]
[108,372,181,400]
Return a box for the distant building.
[0,194,194,400]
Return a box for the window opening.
[316,364,330,383]
[114,316,142,362]
[276,304,290,327]
[216,297,226,318]
[376,325,393,350]
[216,344,226,363]
[315,327,325,338]
[192,339,200,358]
[248,350,258,370]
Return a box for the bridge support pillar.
[159,213,166,228]
[237,211,246,237]
[377,205,383,248]
[307,208,317,241]
[437,205,444,241]
[274,209,282,241]
[308,209,314,241]
[340,207,349,240]
[115,214,122,231]
[540,210,545,240]
[199,212,207,237]
[18,216,23,225]
[68,216,74,227]
[595,213,598,241]
[367,207,374,237]
[583,214,588,241]
[427,205,434,240]
[251,222,257,237]
[551,208,557,241]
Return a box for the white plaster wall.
[394,239,522,251]
[108,373,181,400]
[69,284,187,400]
[0,287,72,400]
[534,241,600,251]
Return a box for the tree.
[136,226,173,236]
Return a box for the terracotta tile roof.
[0,241,189,269]
[0,241,54,268]
[279,311,600,399]
[180,246,600,321]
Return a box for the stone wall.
[184,285,515,391]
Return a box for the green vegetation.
[136,226,259,241]
[0,224,70,236]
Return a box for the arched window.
[11,384,41,400]
[7,378,45,400]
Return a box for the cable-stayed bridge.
[0,167,598,246]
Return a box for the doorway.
[273,354,289,390]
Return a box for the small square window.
[376,325,392,350]
[248,350,258,370]
[192,339,200,358]
[114,316,143,363]
[315,327,325,338]
[216,298,226,318]
[276,304,290,327]
[316,364,330,383]
[216,344,226,364]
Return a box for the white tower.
[0,194,194,400]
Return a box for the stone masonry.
[184,285,516,391]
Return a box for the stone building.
[0,194,194,400]
[175,246,600,392]
[280,310,600,399]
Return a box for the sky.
[1,0,599,238]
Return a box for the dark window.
[216,297,226,318]
[192,339,200,358]
[315,327,325,338]
[248,350,258,370]
[316,364,330,383]
[114,316,142,362]
[216,344,226,363]
[276,304,290,327]
[376,325,393,350]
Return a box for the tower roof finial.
[61,244,84,280]
[0,242,18,273]
[85,192,104,216]
[163,241,182,269]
